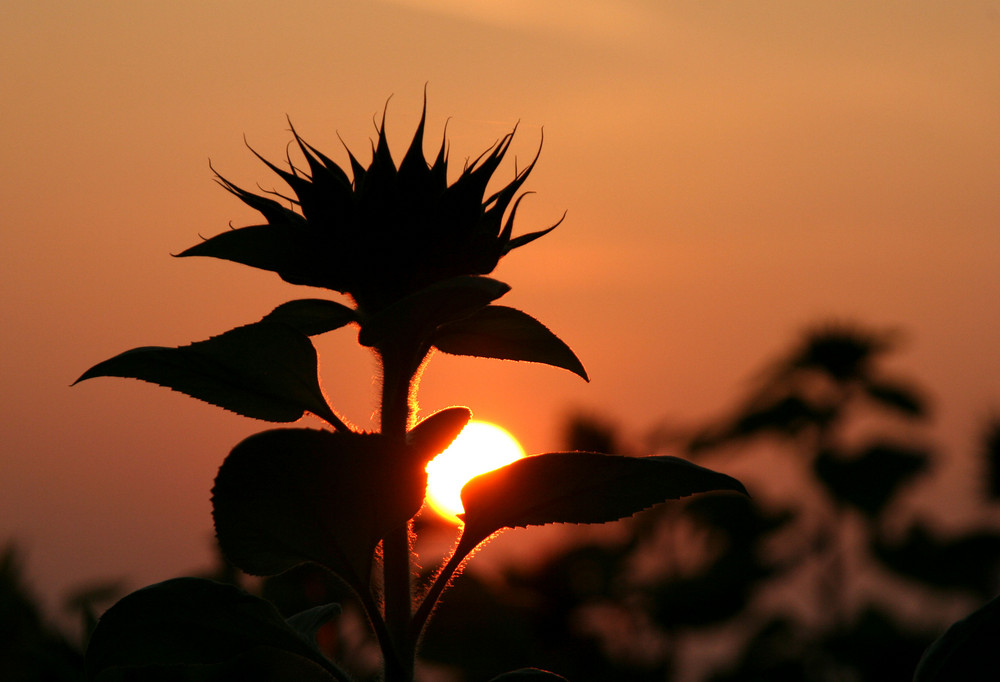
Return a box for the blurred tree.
[672,324,999,680]
[413,323,1000,681]
[0,544,85,682]
[689,324,933,631]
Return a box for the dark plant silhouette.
[672,326,1000,680]
[683,323,938,680]
[0,544,86,682]
[678,325,1000,680]
[74,99,745,682]
[409,324,1000,681]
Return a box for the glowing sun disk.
[425,421,525,523]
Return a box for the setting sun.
[425,421,526,524]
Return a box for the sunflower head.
[181,103,560,315]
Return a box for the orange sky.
[2,1,999,617]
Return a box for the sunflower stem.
[378,341,421,682]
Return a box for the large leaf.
[432,306,588,381]
[261,299,358,336]
[74,322,341,426]
[914,594,1000,682]
[85,578,343,682]
[357,276,510,348]
[457,452,747,552]
[212,429,426,589]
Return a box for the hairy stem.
[378,341,421,682]
[382,527,413,682]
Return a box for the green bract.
[180,103,560,315]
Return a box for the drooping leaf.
[357,276,510,348]
[408,407,473,466]
[914,594,1000,682]
[261,299,358,336]
[212,429,426,589]
[74,322,342,427]
[432,306,588,381]
[85,578,343,682]
[457,452,747,553]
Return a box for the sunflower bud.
[180,101,561,316]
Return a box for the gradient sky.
[2,1,999,617]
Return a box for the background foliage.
[6,323,999,680]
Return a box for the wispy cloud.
[378,0,653,43]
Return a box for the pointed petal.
[503,213,564,253]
